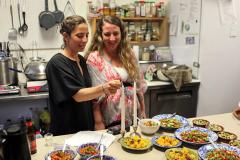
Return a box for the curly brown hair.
[86,15,140,81]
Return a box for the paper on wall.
[218,0,238,25]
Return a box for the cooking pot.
[24,57,47,81]
[0,56,18,85]
[9,57,47,81]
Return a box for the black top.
[46,53,94,136]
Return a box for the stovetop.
[0,85,20,95]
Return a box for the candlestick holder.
[118,130,126,142]
[130,125,141,137]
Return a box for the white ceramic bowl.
[139,119,160,135]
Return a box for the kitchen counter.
[0,80,200,102]
[146,79,200,87]
[0,87,48,102]
[31,113,239,160]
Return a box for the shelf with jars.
[89,16,169,46]
[87,0,170,64]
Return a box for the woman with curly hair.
[86,15,147,130]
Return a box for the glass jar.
[145,30,151,41]
[136,31,144,42]
[135,1,141,17]
[141,47,150,61]
[128,4,135,17]
[152,28,159,40]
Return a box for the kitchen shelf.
[139,60,172,64]
[89,16,169,46]
[130,41,164,45]
[94,17,164,21]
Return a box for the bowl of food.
[207,123,224,133]
[77,143,106,160]
[86,155,116,160]
[218,131,237,143]
[45,149,77,160]
[152,135,182,150]
[120,136,152,152]
[165,147,199,160]
[192,119,210,128]
[139,118,160,135]
[229,139,240,149]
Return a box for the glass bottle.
[141,47,150,61]
[25,118,37,154]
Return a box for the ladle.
[8,2,18,41]
[17,2,24,35]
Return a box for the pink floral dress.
[86,51,147,127]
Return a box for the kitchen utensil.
[0,56,18,86]
[8,3,18,41]
[21,11,28,32]
[53,0,64,24]
[17,1,24,35]
[96,134,103,150]
[39,0,56,30]
[63,0,76,16]
[9,57,47,81]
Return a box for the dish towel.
[162,65,192,91]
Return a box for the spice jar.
[141,47,150,61]
[136,31,144,42]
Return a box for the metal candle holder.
[130,125,141,137]
[118,130,126,142]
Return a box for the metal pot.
[0,56,18,85]
[24,57,47,81]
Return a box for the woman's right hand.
[102,80,121,95]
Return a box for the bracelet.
[101,84,107,95]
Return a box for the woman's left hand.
[140,110,147,119]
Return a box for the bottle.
[25,118,37,154]
[35,130,43,139]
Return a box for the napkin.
[65,131,115,148]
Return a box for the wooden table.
[31,113,240,160]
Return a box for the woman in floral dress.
[86,15,147,130]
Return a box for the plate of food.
[77,143,106,160]
[165,147,199,160]
[45,149,77,160]
[175,126,218,145]
[152,135,182,149]
[120,136,152,152]
[229,139,240,149]
[152,114,189,130]
[206,123,224,133]
[198,143,240,160]
[217,131,237,143]
[192,119,210,128]
[86,155,116,160]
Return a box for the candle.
[133,82,137,128]
[121,86,125,133]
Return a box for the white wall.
[197,0,240,116]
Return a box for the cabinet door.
[149,88,197,118]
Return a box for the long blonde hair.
[86,15,140,81]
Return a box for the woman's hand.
[140,110,147,119]
[102,80,121,95]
